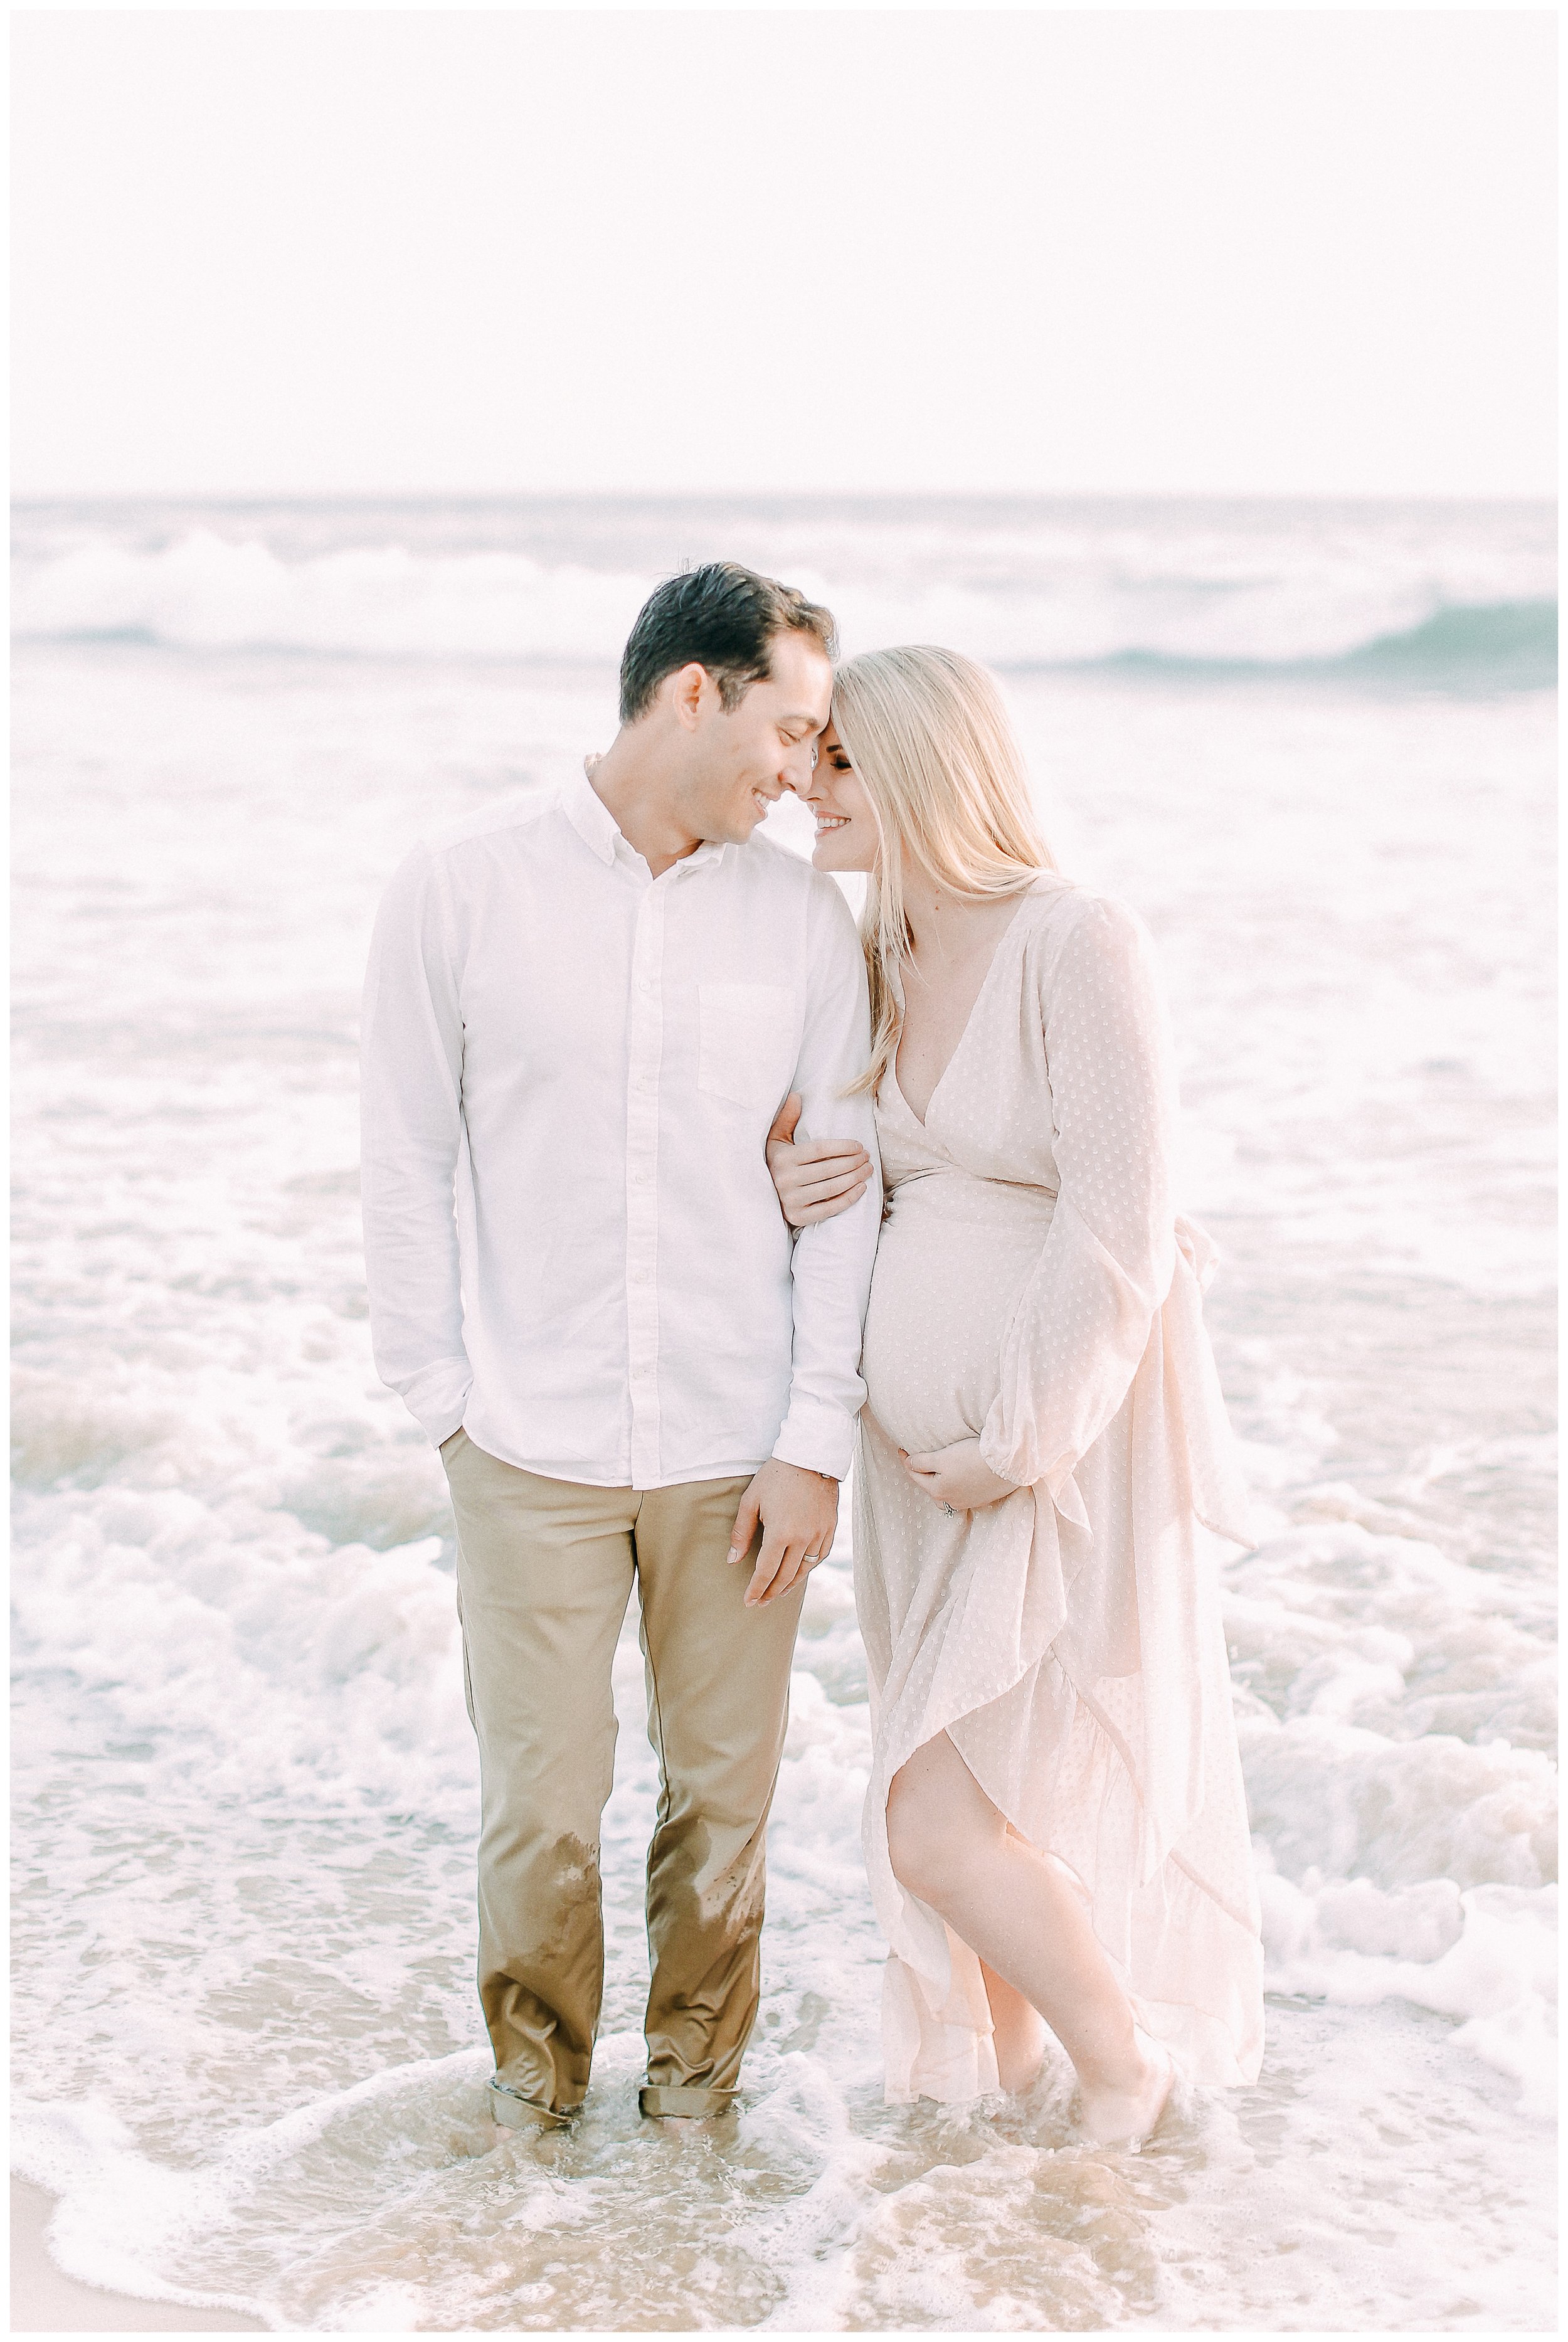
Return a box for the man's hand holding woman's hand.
[766,1094,872,1227]
[729,1458,839,1608]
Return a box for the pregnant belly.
[862,1177,1052,1456]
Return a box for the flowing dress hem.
[870,1636,1264,2103]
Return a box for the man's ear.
[667,662,709,733]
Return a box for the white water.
[11,494,1555,680]
[11,497,1556,2330]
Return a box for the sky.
[9,7,1558,501]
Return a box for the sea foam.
[10,494,1557,2331]
[10,499,1558,688]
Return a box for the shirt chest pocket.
[697,982,800,1112]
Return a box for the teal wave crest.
[1066,600,1557,693]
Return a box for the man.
[360,562,880,2130]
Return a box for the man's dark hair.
[618,561,838,724]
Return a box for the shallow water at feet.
[10,497,1556,2329]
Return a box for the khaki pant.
[440,1430,806,2121]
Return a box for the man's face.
[679,631,834,845]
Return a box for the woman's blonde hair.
[831,645,1055,1096]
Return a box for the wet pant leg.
[631,1475,807,2116]
[442,1431,637,2119]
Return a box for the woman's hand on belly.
[899,1438,1021,1515]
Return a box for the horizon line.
[11,484,1559,511]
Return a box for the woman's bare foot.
[998,2042,1047,2095]
[1076,2042,1174,2149]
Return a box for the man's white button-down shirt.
[360,768,881,1489]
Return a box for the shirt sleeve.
[770,879,883,1481]
[978,895,1179,1499]
[359,842,474,1447]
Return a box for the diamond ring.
[939,1502,955,1517]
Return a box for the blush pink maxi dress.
[853,874,1266,2102]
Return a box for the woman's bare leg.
[887,1731,1172,2144]
[980,1956,1048,2093]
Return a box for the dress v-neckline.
[890,888,1037,1131]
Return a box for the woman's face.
[800,719,880,874]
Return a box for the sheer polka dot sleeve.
[978,895,1179,1498]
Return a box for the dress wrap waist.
[885,1166,1058,1234]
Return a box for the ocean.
[9,494,1557,2331]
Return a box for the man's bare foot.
[486,2116,564,2155]
[1076,2042,1174,2149]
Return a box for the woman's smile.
[801,718,878,872]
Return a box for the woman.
[770,646,1264,2144]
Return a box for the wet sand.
[10,2179,267,2334]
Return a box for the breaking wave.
[11,526,1557,692]
[1084,600,1557,691]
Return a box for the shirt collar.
[566,756,730,878]
[563,759,621,867]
